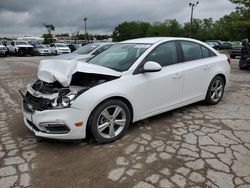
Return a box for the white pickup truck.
[0,42,8,57]
[7,41,34,56]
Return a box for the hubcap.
[97,105,126,139]
[210,79,223,102]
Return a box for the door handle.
[172,73,182,79]
[203,65,210,70]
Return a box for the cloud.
[0,0,236,37]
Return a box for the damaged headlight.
[52,91,77,108]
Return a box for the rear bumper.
[22,104,88,140]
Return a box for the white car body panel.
[22,37,231,140]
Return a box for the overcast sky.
[0,0,236,37]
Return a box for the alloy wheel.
[97,105,126,139]
[210,79,223,102]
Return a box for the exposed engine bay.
[23,72,118,111]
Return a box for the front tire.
[205,76,225,105]
[89,99,131,144]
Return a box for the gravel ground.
[0,56,249,188]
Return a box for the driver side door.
[131,41,184,119]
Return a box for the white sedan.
[21,37,230,143]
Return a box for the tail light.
[227,57,231,65]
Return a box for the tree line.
[42,0,249,43]
[113,0,250,42]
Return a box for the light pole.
[189,1,199,38]
[82,17,87,43]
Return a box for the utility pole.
[82,17,88,43]
[189,1,199,38]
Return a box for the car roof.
[120,37,199,44]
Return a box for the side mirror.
[142,61,162,73]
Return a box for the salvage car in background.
[55,43,114,61]
[21,37,230,143]
[0,42,8,57]
[34,44,52,56]
[49,43,71,55]
[7,41,34,56]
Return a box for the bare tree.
[43,24,55,35]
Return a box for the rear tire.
[89,99,131,144]
[205,76,225,105]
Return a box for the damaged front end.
[22,72,118,112]
[21,59,121,136]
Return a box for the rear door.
[179,41,217,102]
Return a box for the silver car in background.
[55,43,115,61]
[34,44,52,56]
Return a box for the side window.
[145,42,178,67]
[201,45,216,58]
[180,41,203,61]
[201,46,210,58]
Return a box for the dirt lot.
[0,56,250,188]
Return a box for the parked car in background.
[219,42,233,50]
[7,41,34,56]
[67,44,81,52]
[55,43,114,61]
[0,42,8,57]
[22,37,230,143]
[49,43,71,55]
[205,41,220,50]
[229,45,242,59]
[34,45,51,56]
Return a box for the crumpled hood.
[37,59,121,87]
[17,44,33,48]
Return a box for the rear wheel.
[205,76,225,105]
[89,99,131,144]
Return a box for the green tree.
[113,21,151,41]
[42,34,54,44]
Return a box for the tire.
[239,59,248,70]
[205,76,225,105]
[89,99,131,144]
[230,55,235,59]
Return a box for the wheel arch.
[85,96,134,138]
[215,73,226,85]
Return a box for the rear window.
[180,41,216,61]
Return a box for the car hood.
[56,47,70,50]
[38,48,51,51]
[17,45,33,48]
[37,59,121,87]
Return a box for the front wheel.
[205,76,225,105]
[89,99,131,144]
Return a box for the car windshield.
[55,43,67,47]
[73,44,100,55]
[16,41,28,45]
[88,43,151,72]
